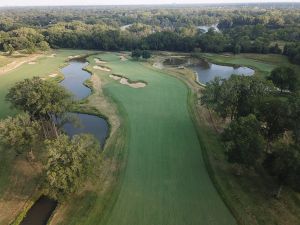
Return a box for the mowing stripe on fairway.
[96,53,237,225]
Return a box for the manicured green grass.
[68,53,236,225]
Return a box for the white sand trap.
[119,78,146,88]
[93,65,111,72]
[48,54,56,58]
[28,61,37,65]
[120,55,127,61]
[49,73,58,78]
[94,58,107,64]
[68,55,81,59]
[109,74,122,80]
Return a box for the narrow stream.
[20,58,109,225]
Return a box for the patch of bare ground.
[119,55,127,61]
[0,159,42,225]
[0,54,41,76]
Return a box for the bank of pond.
[19,59,109,225]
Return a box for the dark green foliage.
[256,96,289,142]
[0,113,41,155]
[6,77,73,121]
[264,141,300,195]
[142,50,151,59]
[222,114,265,167]
[44,134,100,201]
[131,49,142,59]
[201,75,275,120]
[269,67,299,92]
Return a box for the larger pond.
[20,59,109,225]
[163,57,254,84]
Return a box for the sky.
[0,0,299,6]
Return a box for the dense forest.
[0,4,300,64]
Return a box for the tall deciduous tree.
[44,134,100,200]
[222,114,265,168]
[268,67,299,92]
[6,77,73,138]
[0,113,41,157]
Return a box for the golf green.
[93,53,236,225]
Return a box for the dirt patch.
[0,54,41,76]
[93,65,111,72]
[28,61,37,65]
[109,74,146,88]
[94,58,107,64]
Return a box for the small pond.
[190,59,255,84]
[20,196,57,225]
[163,57,254,84]
[62,112,109,147]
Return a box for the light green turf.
[88,53,236,225]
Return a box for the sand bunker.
[109,74,146,88]
[28,61,37,65]
[120,55,127,61]
[68,55,81,59]
[93,65,111,72]
[49,73,58,78]
[94,58,107,64]
[109,74,122,80]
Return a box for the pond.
[20,59,109,225]
[60,61,91,100]
[62,112,109,148]
[163,57,254,84]
[20,196,57,225]
[190,59,255,84]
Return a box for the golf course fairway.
[92,53,236,225]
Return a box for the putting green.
[93,53,236,225]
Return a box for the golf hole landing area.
[96,53,236,225]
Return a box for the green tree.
[6,77,73,138]
[3,43,14,55]
[131,49,142,59]
[222,114,265,168]
[0,113,41,157]
[44,134,100,200]
[264,141,300,198]
[256,97,289,143]
[268,67,299,92]
[142,50,151,59]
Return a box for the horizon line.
[0,2,300,7]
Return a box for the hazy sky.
[0,0,299,6]
[0,0,300,6]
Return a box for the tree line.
[0,6,300,65]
